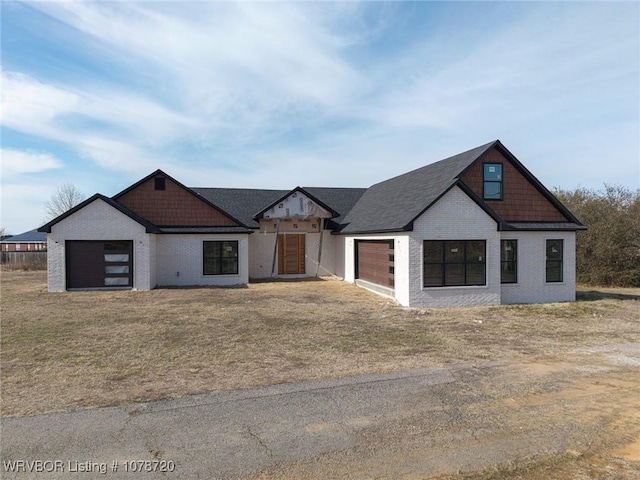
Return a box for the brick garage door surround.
[355,240,395,289]
[66,240,133,289]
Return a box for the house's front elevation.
[39,140,585,307]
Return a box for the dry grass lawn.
[1,270,639,417]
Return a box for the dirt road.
[252,343,640,479]
[3,343,638,479]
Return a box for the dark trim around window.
[500,239,517,284]
[483,163,503,200]
[203,240,239,275]
[546,239,563,283]
[423,240,486,287]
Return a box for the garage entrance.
[66,240,133,289]
[355,240,395,289]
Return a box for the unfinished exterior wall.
[46,199,155,292]
[155,234,249,286]
[262,191,332,220]
[409,187,501,308]
[500,231,576,304]
[248,224,337,278]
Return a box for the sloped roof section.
[303,187,368,229]
[38,194,160,233]
[192,188,288,228]
[501,222,587,231]
[114,169,246,228]
[192,187,367,229]
[339,141,497,234]
[0,229,46,242]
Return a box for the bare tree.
[555,184,640,287]
[44,183,85,220]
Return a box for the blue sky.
[1,1,638,234]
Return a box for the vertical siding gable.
[116,175,241,227]
[460,148,569,222]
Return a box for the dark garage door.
[66,241,133,289]
[355,240,394,289]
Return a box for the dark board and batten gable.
[338,140,584,235]
[459,146,571,223]
[113,170,244,228]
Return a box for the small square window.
[154,177,166,190]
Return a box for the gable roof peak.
[253,186,339,220]
[38,194,160,233]
[369,140,498,189]
[339,140,501,234]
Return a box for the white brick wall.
[409,187,501,308]
[45,190,577,305]
[156,234,249,286]
[47,199,154,292]
[341,234,411,305]
[500,231,576,304]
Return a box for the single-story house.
[1,229,47,252]
[39,140,585,307]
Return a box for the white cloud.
[1,71,79,138]
[24,2,366,136]
[2,0,637,199]
[1,148,63,177]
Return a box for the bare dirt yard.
[1,270,639,478]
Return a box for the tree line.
[555,184,640,287]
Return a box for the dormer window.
[154,177,166,191]
[483,163,502,200]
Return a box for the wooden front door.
[278,234,305,274]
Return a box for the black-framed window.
[483,163,502,200]
[423,240,486,287]
[154,177,166,190]
[546,239,563,282]
[501,240,517,284]
[203,241,238,275]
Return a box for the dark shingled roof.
[339,141,497,234]
[192,188,288,228]
[193,187,367,229]
[501,222,587,231]
[158,226,253,234]
[37,140,583,236]
[303,187,368,229]
[0,229,46,242]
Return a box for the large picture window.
[203,241,238,275]
[546,239,563,282]
[423,240,486,287]
[483,163,503,200]
[501,240,517,284]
